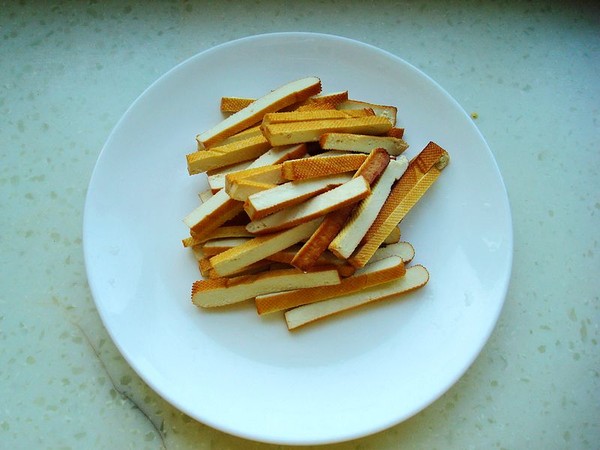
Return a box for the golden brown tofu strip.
[197,76,322,148]
[348,141,449,268]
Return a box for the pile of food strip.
[182,76,449,330]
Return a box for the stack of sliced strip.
[182,76,449,330]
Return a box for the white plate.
[83,32,512,445]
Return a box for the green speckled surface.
[1,1,598,448]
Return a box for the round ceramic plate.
[83,32,512,445]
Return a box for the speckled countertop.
[1,1,598,449]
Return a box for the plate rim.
[83,31,514,445]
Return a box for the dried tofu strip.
[292,102,337,112]
[192,244,205,262]
[182,225,253,248]
[227,180,277,202]
[349,142,450,268]
[264,246,355,278]
[337,99,397,126]
[221,210,251,227]
[204,125,263,149]
[220,96,254,113]
[262,116,393,146]
[299,91,349,108]
[262,108,373,125]
[349,148,392,182]
[198,189,214,203]
[246,176,371,235]
[192,267,340,307]
[223,144,308,200]
[187,134,271,174]
[225,165,284,192]
[319,133,409,156]
[383,225,401,244]
[386,127,405,139]
[290,148,390,271]
[281,153,367,180]
[183,235,199,248]
[329,157,409,259]
[207,160,254,192]
[201,237,253,257]
[209,219,323,277]
[197,76,322,148]
[256,256,405,315]
[259,245,303,265]
[312,150,354,158]
[184,144,308,238]
[368,241,415,264]
[285,265,429,330]
[183,189,243,239]
[244,173,353,220]
[250,143,308,167]
[198,257,212,276]
[199,258,274,279]
[220,91,349,113]
[291,204,354,270]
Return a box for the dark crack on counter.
[72,321,167,450]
